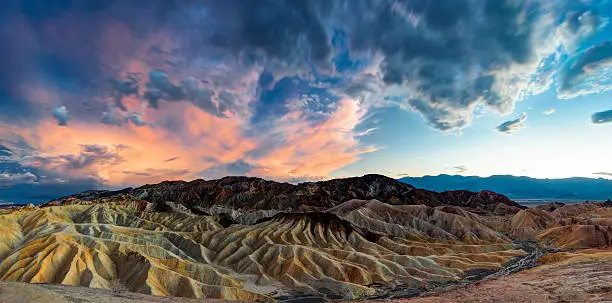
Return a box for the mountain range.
[45,174,524,216]
[1,174,612,302]
[399,174,612,200]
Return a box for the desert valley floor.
[0,175,611,302]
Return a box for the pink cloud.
[249,98,378,180]
[1,101,253,186]
[1,97,375,186]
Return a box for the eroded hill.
[1,175,611,302]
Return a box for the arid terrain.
[0,175,611,302]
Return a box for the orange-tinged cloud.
[2,97,375,186]
[3,101,254,186]
[250,98,378,179]
[1,97,375,186]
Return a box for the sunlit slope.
[0,199,523,300]
[0,202,267,301]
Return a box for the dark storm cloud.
[204,0,333,69]
[3,0,608,132]
[341,0,569,130]
[497,113,527,134]
[108,77,139,112]
[591,109,612,124]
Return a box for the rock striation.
[1,196,523,301]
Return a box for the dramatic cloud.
[341,0,605,130]
[1,0,612,196]
[591,109,612,124]
[247,98,377,180]
[52,106,70,126]
[497,113,528,134]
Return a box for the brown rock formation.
[45,175,524,215]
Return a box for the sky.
[1,0,612,202]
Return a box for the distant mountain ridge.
[398,174,612,200]
[46,174,524,215]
